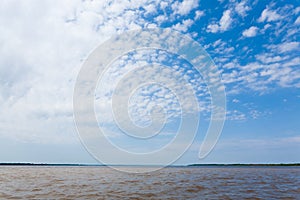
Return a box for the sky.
[0,0,299,165]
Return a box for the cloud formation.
[0,0,299,146]
[242,26,259,37]
[258,7,281,22]
[207,10,233,33]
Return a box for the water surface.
[0,166,299,199]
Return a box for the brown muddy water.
[0,166,299,199]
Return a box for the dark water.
[0,166,299,199]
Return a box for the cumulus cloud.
[207,10,233,33]
[207,24,220,33]
[221,57,300,93]
[242,26,259,37]
[234,0,251,17]
[171,0,199,16]
[277,42,299,53]
[0,0,299,146]
[94,49,211,128]
[258,8,281,22]
[172,19,194,32]
[0,0,164,143]
[195,10,205,20]
[3,0,237,145]
[220,10,233,30]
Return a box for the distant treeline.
[188,163,300,167]
[0,163,100,166]
[0,163,299,167]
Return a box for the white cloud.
[295,16,300,25]
[144,4,157,15]
[256,53,288,64]
[258,8,281,22]
[195,10,205,20]
[208,39,235,63]
[277,42,299,53]
[235,0,251,17]
[212,39,223,48]
[262,23,271,32]
[282,57,300,68]
[0,0,211,144]
[0,0,166,143]
[155,15,167,24]
[160,1,168,10]
[94,50,211,128]
[220,10,233,31]
[232,99,239,103]
[242,26,259,37]
[172,19,194,32]
[294,6,300,14]
[207,24,220,33]
[207,10,233,33]
[220,53,300,93]
[0,0,298,147]
[172,0,199,16]
[226,110,246,121]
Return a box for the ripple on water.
[0,166,299,199]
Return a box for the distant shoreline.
[187,163,300,167]
[0,163,299,167]
[0,163,99,166]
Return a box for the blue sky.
[0,0,299,164]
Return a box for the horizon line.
[0,163,299,167]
